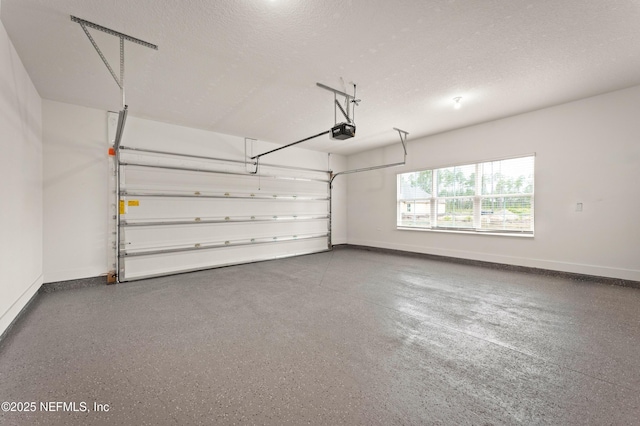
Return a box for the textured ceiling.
[3,0,640,155]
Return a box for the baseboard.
[40,276,106,293]
[338,243,640,289]
[0,274,43,347]
[0,275,108,349]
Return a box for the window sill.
[397,226,534,238]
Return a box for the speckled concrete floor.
[1,247,639,425]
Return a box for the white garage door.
[116,147,331,281]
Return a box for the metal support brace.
[78,23,122,90]
[393,127,409,158]
[330,128,409,185]
[71,15,158,108]
[317,82,360,125]
[120,36,125,107]
[71,16,158,49]
[317,82,354,104]
[335,99,351,123]
[72,16,157,283]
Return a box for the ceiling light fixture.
[453,97,462,110]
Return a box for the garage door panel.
[117,150,332,281]
[121,198,329,220]
[122,238,328,280]
[124,220,329,250]
[123,168,328,196]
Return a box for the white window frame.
[397,155,535,236]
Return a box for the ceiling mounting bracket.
[316,82,361,125]
[72,16,158,285]
[393,127,409,158]
[71,15,158,108]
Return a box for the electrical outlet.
[576,202,583,212]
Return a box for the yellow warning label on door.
[128,200,139,207]
[119,200,125,214]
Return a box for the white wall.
[42,105,347,282]
[0,20,43,336]
[347,85,640,281]
[42,100,109,282]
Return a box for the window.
[397,155,534,234]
